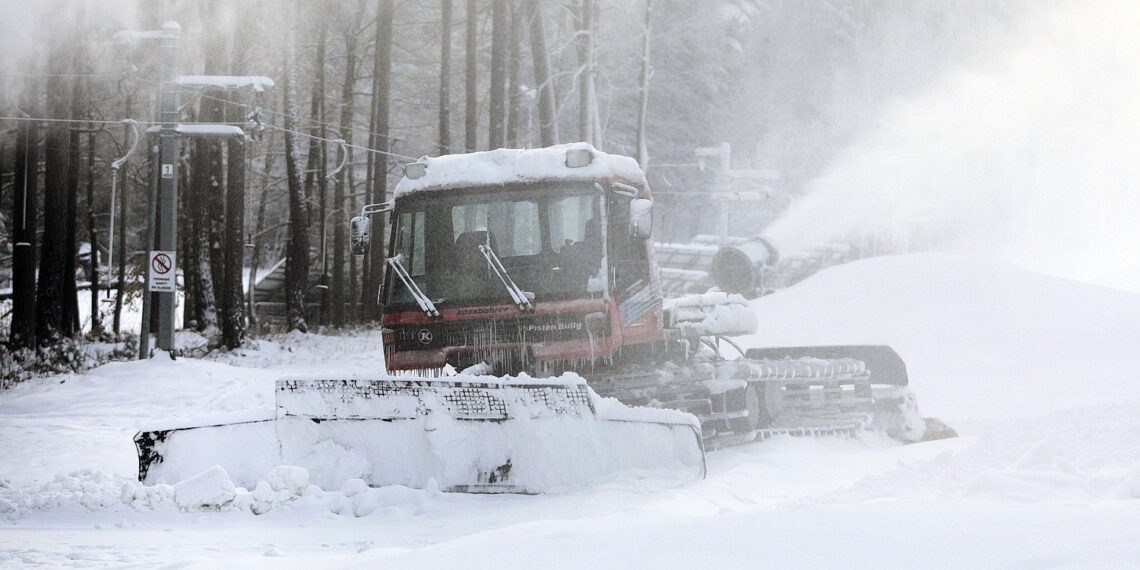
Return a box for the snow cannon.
[709,236,779,296]
[134,373,706,493]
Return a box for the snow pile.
[0,463,439,521]
[0,471,128,519]
[172,465,236,510]
[393,142,646,197]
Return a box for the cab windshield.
[384,183,604,308]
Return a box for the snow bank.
[743,253,1140,422]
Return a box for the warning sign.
[147,250,177,292]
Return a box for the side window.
[607,195,648,296]
[549,194,597,253]
[397,210,426,275]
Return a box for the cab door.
[607,192,662,343]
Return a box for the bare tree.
[305,22,329,327]
[85,115,100,335]
[636,0,653,167]
[221,135,246,348]
[364,0,395,320]
[37,39,73,345]
[506,1,522,147]
[219,3,257,348]
[63,43,84,337]
[11,85,39,349]
[283,4,309,333]
[488,0,507,149]
[439,0,453,155]
[186,87,225,334]
[331,2,364,327]
[575,0,601,148]
[528,1,558,146]
[464,0,478,152]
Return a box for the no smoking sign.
[147,250,177,292]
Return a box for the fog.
[764,0,1140,293]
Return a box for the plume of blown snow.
[764,0,1140,293]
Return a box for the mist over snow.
[763,0,1140,293]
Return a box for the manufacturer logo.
[417,329,434,345]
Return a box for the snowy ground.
[2,253,1139,568]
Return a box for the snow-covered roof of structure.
[392,142,646,198]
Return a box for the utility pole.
[694,142,732,243]
[116,22,273,359]
[694,142,779,244]
[155,21,181,354]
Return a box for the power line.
[0,115,150,127]
[260,122,417,162]
[0,72,119,79]
[0,114,419,163]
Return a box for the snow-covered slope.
[743,253,1140,421]
[2,255,1139,568]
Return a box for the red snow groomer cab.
[365,143,664,377]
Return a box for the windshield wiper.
[386,254,440,318]
[478,243,535,312]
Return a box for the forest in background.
[0,0,1020,356]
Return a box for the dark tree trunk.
[488,0,507,149]
[221,137,246,348]
[506,2,522,147]
[528,2,558,146]
[86,121,101,335]
[37,47,72,345]
[221,11,250,348]
[575,0,598,146]
[189,90,225,334]
[311,23,330,328]
[11,94,39,349]
[364,0,394,320]
[283,8,309,333]
[332,16,360,328]
[439,0,453,155]
[247,135,275,332]
[63,71,83,336]
[464,0,478,152]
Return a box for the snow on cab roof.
[392,142,646,198]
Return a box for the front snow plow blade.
[136,374,705,493]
